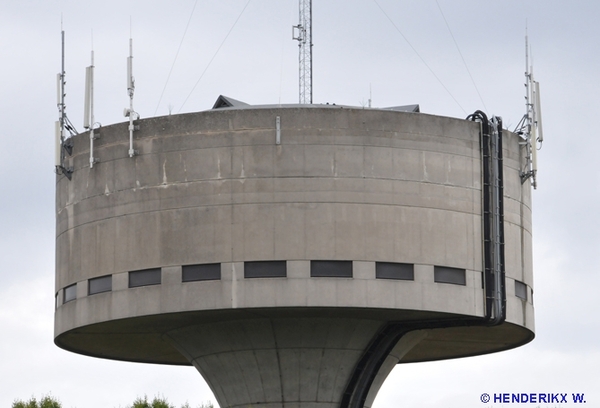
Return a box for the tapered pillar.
[165,317,384,408]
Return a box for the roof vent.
[212,95,250,109]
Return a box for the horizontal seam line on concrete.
[63,142,480,168]
[58,176,482,207]
[56,200,482,238]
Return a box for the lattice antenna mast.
[293,0,312,104]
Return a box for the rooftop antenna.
[292,0,312,104]
[124,23,139,157]
[55,22,75,180]
[514,28,543,189]
[84,37,101,168]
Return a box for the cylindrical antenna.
[127,38,134,96]
[90,50,94,127]
[84,66,92,129]
[84,49,98,168]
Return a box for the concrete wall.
[55,106,534,408]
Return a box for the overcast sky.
[1,1,598,407]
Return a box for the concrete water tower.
[54,5,538,407]
[55,97,534,408]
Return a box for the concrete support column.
[164,317,385,408]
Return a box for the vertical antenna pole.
[56,29,66,173]
[309,0,312,103]
[517,26,542,189]
[293,0,312,104]
[55,26,74,180]
[127,36,137,157]
[60,30,65,146]
[525,31,531,136]
[525,31,537,188]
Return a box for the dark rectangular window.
[89,275,112,295]
[434,266,466,286]
[376,262,414,280]
[515,280,527,300]
[311,260,353,278]
[129,268,161,288]
[244,261,287,278]
[63,283,77,303]
[183,263,221,282]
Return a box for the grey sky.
[1,1,598,407]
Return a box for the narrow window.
[376,262,414,280]
[310,260,353,278]
[434,266,466,286]
[515,280,528,300]
[244,261,287,278]
[129,268,161,288]
[183,263,221,282]
[89,275,112,295]
[63,283,77,303]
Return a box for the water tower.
[54,6,540,408]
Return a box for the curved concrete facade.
[55,106,534,408]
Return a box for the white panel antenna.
[531,114,538,174]
[534,81,543,143]
[83,66,92,129]
[55,121,61,167]
[84,50,100,168]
